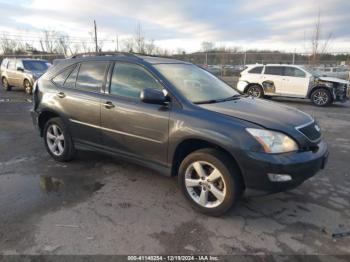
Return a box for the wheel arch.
[170,138,245,189]
[243,83,263,94]
[307,85,334,99]
[38,109,65,137]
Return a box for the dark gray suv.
[31,53,328,216]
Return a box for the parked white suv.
[237,64,349,106]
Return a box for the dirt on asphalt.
[0,85,350,255]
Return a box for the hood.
[199,97,313,130]
[26,70,45,77]
[319,76,350,85]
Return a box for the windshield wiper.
[194,94,243,105]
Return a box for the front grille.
[297,122,321,141]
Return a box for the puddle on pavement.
[0,173,105,224]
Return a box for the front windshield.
[23,60,49,71]
[155,63,239,103]
[301,66,320,77]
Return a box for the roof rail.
[69,52,140,59]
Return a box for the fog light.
[267,173,292,182]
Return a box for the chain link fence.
[173,52,350,80]
[1,51,349,84]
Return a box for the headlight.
[246,128,298,153]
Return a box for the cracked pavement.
[0,86,350,255]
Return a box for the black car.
[31,53,328,216]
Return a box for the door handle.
[57,92,66,98]
[104,101,115,109]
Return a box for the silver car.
[1,58,50,94]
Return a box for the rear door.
[100,61,169,165]
[262,66,284,94]
[282,66,309,97]
[51,61,110,146]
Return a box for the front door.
[100,62,169,165]
[282,67,310,97]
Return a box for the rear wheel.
[311,88,332,106]
[24,79,32,94]
[178,148,243,216]
[44,117,75,162]
[2,77,11,91]
[245,85,264,98]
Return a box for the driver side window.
[110,63,163,99]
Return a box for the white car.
[237,64,349,106]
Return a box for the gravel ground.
[0,84,350,255]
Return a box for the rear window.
[248,66,263,74]
[76,61,109,93]
[264,66,284,76]
[23,60,49,71]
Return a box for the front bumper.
[237,140,329,195]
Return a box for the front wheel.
[24,79,33,94]
[178,148,243,216]
[311,88,332,106]
[2,77,11,91]
[44,117,76,162]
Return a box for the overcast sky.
[0,0,349,53]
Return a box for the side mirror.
[140,88,168,105]
[17,67,24,72]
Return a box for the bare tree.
[122,38,135,52]
[134,22,145,53]
[201,41,215,52]
[57,34,71,56]
[0,35,17,54]
[144,39,156,55]
[310,10,332,64]
[40,30,59,53]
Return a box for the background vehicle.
[1,58,50,94]
[31,53,328,216]
[237,64,349,106]
[313,66,349,80]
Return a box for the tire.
[178,148,243,216]
[2,77,12,91]
[245,84,264,98]
[24,79,32,94]
[311,88,332,107]
[43,117,75,162]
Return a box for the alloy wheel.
[313,90,329,106]
[247,86,261,97]
[24,80,32,94]
[185,161,226,208]
[2,78,8,89]
[46,124,65,156]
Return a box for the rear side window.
[1,59,8,68]
[64,65,79,89]
[248,66,263,74]
[76,61,109,93]
[52,65,76,86]
[264,66,283,76]
[284,67,306,78]
[110,63,163,99]
[7,60,16,70]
